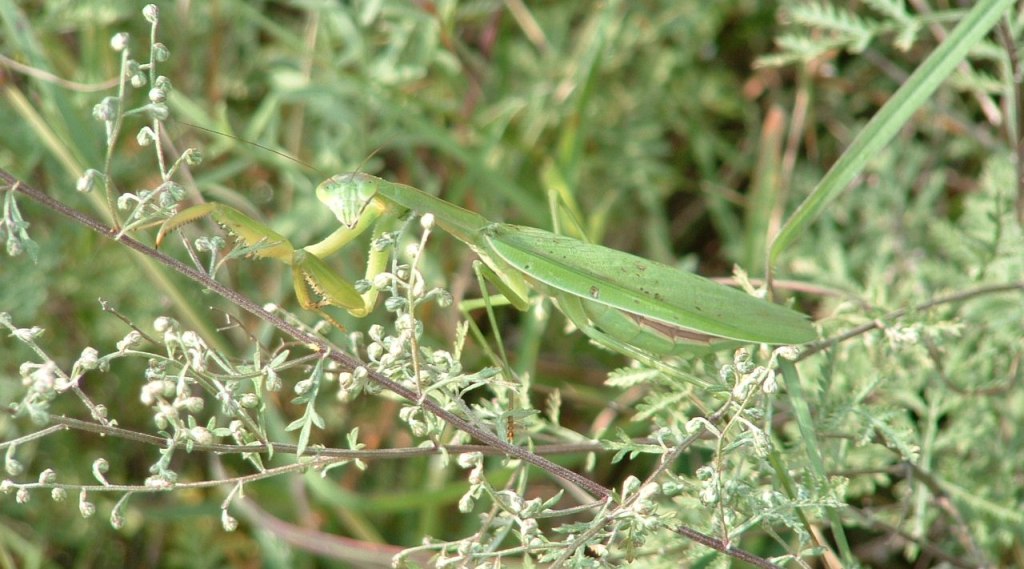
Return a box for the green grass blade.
[769,0,1013,264]
[778,357,854,565]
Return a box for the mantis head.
[316,173,382,228]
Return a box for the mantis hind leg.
[457,261,552,384]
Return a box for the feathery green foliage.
[2,2,1022,567]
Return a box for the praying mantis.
[157,172,816,356]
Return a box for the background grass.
[2,1,1023,567]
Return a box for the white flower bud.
[110,32,130,51]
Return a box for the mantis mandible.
[157,173,816,356]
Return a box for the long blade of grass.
[769,0,1013,265]
[778,357,853,565]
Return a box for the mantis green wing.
[480,224,816,346]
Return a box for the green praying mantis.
[156,172,816,356]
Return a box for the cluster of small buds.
[147,101,169,121]
[458,541,485,560]
[154,315,179,340]
[110,32,130,52]
[12,325,44,342]
[618,476,651,506]
[372,271,395,291]
[696,465,720,505]
[116,330,144,353]
[453,452,486,513]
[621,476,659,503]
[151,42,169,63]
[122,56,147,90]
[453,489,546,548]
[139,327,211,436]
[116,188,164,213]
[221,508,238,532]
[227,420,260,451]
[239,393,259,409]
[144,474,175,490]
[194,235,225,255]
[139,376,175,407]
[335,366,367,402]
[38,468,57,485]
[884,323,921,346]
[92,96,119,122]
[1,176,42,257]
[719,348,780,399]
[420,213,435,230]
[734,348,755,373]
[774,345,800,361]
[432,288,456,309]
[731,366,776,399]
[93,3,196,238]
[20,361,59,401]
[456,451,483,471]
[136,126,157,146]
[91,404,109,422]
[228,420,246,442]
[110,498,127,529]
[364,322,416,373]
[189,425,213,445]
[79,490,96,518]
[612,477,662,539]
[176,330,208,372]
[76,169,102,193]
[383,295,408,313]
[180,146,202,167]
[152,401,178,430]
[394,313,420,337]
[75,347,101,371]
[4,227,27,256]
[5,455,24,477]
[732,415,773,457]
[426,349,461,376]
[760,369,779,394]
[399,405,429,438]
[11,485,33,504]
[685,416,721,438]
[293,378,313,396]
[458,482,483,514]
[92,458,110,486]
[142,3,159,23]
[495,490,534,517]
[156,181,186,208]
[371,230,401,254]
[263,363,283,392]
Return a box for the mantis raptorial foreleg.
[158,194,396,317]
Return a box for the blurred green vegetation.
[1,1,1022,567]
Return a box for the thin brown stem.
[796,281,1024,360]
